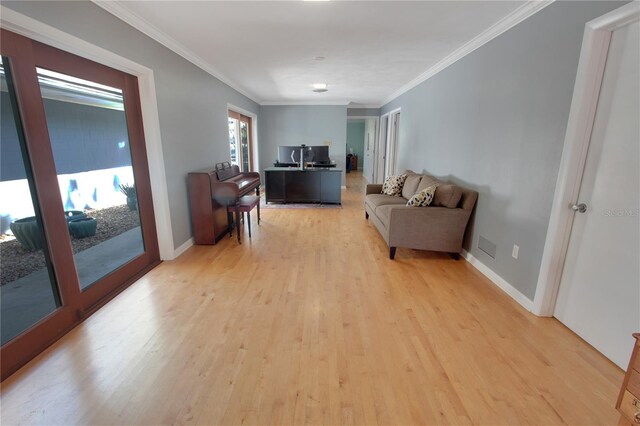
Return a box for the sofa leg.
[389,247,396,260]
[449,252,460,260]
[365,212,369,219]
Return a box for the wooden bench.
[226,195,260,244]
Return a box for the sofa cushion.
[432,184,463,208]
[365,194,408,212]
[416,175,440,192]
[415,176,463,209]
[375,204,397,226]
[401,174,422,199]
[407,184,436,207]
[381,174,407,197]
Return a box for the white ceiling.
[97,1,536,106]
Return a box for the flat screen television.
[278,145,330,164]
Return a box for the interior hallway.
[0,171,624,425]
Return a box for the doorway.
[386,109,401,177]
[377,114,389,183]
[228,110,254,172]
[533,4,639,369]
[554,18,639,369]
[0,30,160,379]
[347,116,378,183]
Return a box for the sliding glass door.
[228,111,253,172]
[0,30,160,380]
[0,58,63,346]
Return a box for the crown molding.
[347,104,381,109]
[260,100,350,106]
[379,0,555,107]
[91,0,263,105]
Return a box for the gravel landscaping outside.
[0,205,141,286]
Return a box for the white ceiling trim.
[347,105,380,109]
[379,0,555,107]
[92,0,263,104]
[260,100,350,106]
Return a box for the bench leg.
[235,206,241,244]
[365,212,369,219]
[247,211,252,238]
[227,211,233,238]
[257,200,260,224]
[389,247,396,260]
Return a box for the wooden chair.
[226,195,260,243]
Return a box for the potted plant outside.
[64,210,87,222]
[10,210,88,251]
[119,183,137,211]
[9,216,43,251]
[69,217,97,238]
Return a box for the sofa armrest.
[366,184,383,195]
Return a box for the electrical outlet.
[512,244,519,259]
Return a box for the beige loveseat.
[365,172,478,259]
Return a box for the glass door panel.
[240,120,250,172]
[36,67,145,290]
[0,58,62,344]
[228,117,239,166]
[228,111,252,172]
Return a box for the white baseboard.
[461,249,534,312]
[173,237,194,259]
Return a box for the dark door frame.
[0,29,160,380]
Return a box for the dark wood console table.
[264,167,341,204]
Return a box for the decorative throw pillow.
[406,184,437,207]
[381,174,407,197]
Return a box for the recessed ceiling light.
[312,83,328,93]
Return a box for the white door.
[362,119,376,183]
[554,20,639,369]
[386,110,400,177]
[376,114,389,183]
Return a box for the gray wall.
[347,108,380,117]
[259,105,347,183]
[346,120,365,168]
[380,1,625,300]
[4,0,260,250]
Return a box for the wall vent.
[478,236,497,259]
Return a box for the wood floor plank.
[0,171,625,425]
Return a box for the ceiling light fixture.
[312,83,328,93]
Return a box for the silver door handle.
[571,203,587,213]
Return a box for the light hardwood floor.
[1,172,625,425]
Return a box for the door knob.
[571,203,587,213]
